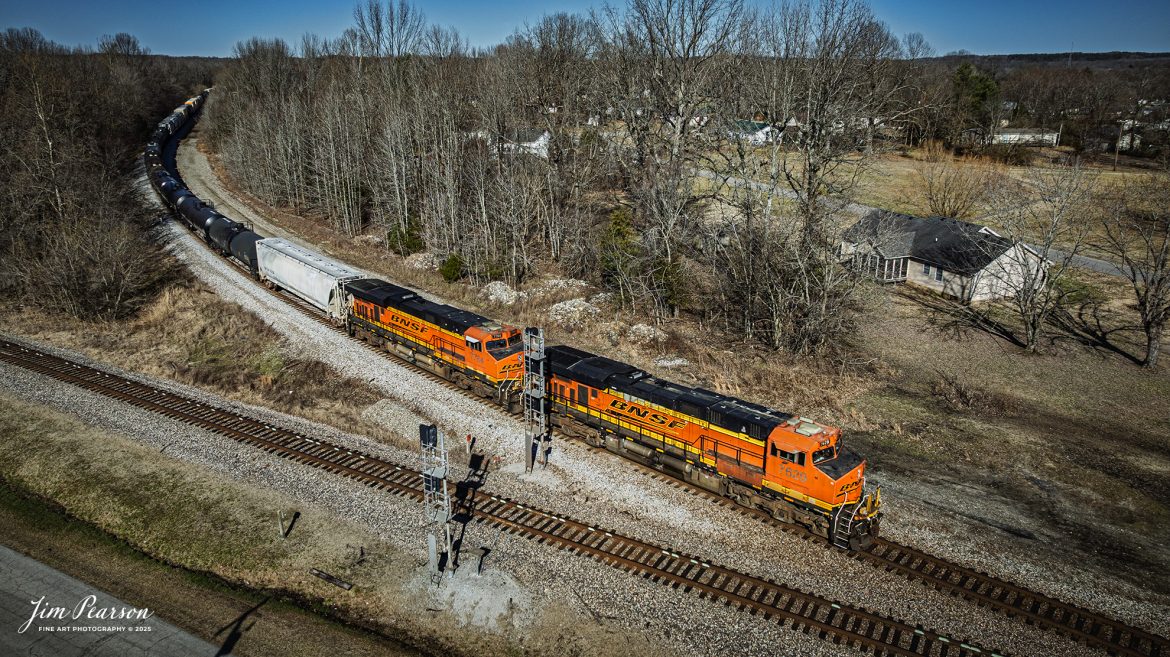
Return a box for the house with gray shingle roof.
[840,211,1048,301]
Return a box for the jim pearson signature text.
[19,595,152,634]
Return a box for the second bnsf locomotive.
[146,92,882,550]
[345,278,524,404]
[546,346,879,549]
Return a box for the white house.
[499,128,551,159]
[990,128,1060,147]
[840,211,1048,302]
[729,120,780,146]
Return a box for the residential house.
[840,211,1048,302]
[499,128,551,159]
[990,128,1060,147]
[729,120,780,146]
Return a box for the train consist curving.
[145,92,882,550]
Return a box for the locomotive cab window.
[770,444,806,466]
[812,446,836,463]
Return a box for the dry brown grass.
[853,289,1170,588]
[0,280,390,446]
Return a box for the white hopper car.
[255,238,364,323]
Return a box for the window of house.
[923,263,931,275]
[935,267,944,282]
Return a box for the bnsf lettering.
[838,480,860,493]
[607,399,688,430]
[500,362,522,372]
[387,312,427,334]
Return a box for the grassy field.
[849,287,1170,592]
[0,392,424,656]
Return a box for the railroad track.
[857,540,1165,657]
[0,339,1001,657]
[163,152,1168,657]
[628,468,1167,657]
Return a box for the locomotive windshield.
[486,333,523,358]
[812,445,837,463]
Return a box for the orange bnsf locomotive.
[344,279,525,406]
[545,345,881,549]
[339,278,880,546]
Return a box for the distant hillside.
[934,51,1170,71]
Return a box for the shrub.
[386,220,424,256]
[439,253,464,282]
[982,145,1033,167]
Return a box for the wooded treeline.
[204,0,1169,357]
[0,28,217,319]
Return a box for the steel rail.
[0,340,1000,657]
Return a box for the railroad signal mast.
[522,327,550,473]
[419,423,453,580]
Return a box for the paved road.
[698,168,1131,279]
[1041,246,1129,277]
[0,544,227,657]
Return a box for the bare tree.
[988,162,1096,352]
[917,143,996,218]
[1099,174,1170,368]
[353,0,425,58]
[98,33,148,56]
[597,0,744,317]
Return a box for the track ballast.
[0,338,1003,657]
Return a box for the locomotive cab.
[764,418,881,549]
[463,325,523,380]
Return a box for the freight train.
[146,92,882,550]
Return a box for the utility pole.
[420,424,453,582]
[522,327,550,472]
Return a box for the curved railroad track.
[186,218,1167,657]
[630,464,1166,657]
[856,540,1164,657]
[0,339,1001,657]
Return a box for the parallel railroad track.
[858,540,1165,657]
[629,462,1166,657]
[167,174,1166,657]
[0,339,1003,657]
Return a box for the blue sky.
[2,0,1167,57]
